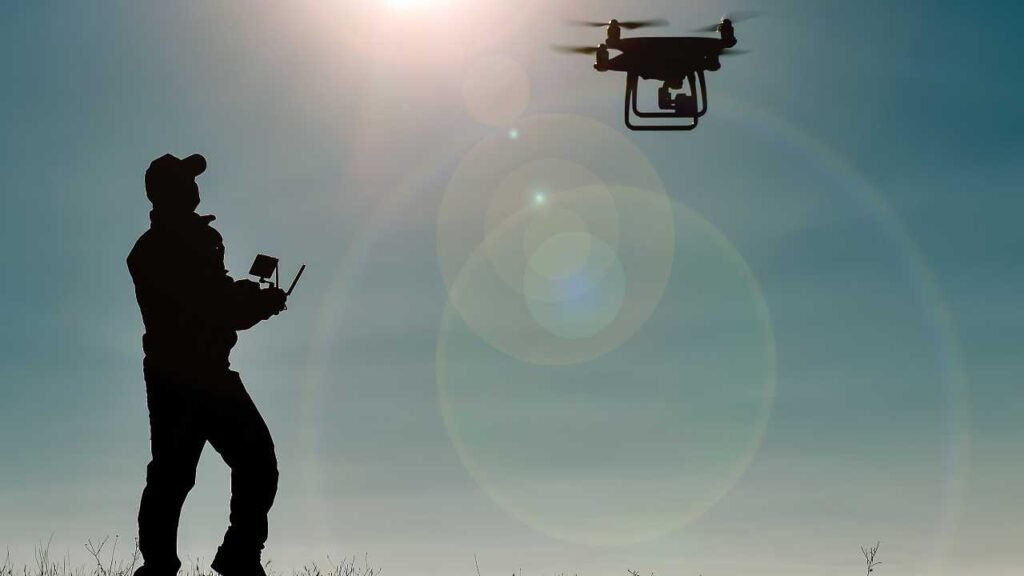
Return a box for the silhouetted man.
[127,153,286,576]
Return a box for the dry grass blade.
[861,541,882,575]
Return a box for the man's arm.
[189,220,287,330]
[128,232,286,331]
[223,277,286,330]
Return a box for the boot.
[211,546,267,576]
[133,564,180,576]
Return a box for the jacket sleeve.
[221,277,283,330]
[128,227,281,332]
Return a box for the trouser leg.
[138,369,206,573]
[207,371,279,563]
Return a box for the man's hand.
[262,286,287,316]
[236,278,262,297]
[224,280,286,330]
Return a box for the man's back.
[128,211,242,370]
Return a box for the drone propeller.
[692,10,764,32]
[619,19,669,29]
[551,44,601,55]
[568,18,668,29]
[567,19,610,28]
[721,48,751,57]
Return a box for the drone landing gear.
[624,71,708,131]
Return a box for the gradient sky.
[2,1,1022,575]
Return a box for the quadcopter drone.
[554,14,754,131]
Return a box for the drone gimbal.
[625,71,708,131]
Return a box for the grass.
[1,537,380,576]
[3,537,883,576]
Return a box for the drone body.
[556,17,748,131]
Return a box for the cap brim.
[180,154,207,177]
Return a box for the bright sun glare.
[386,0,446,9]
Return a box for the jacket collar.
[149,210,216,232]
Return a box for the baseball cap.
[145,153,207,204]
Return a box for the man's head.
[145,153,207,214]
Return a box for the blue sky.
[1,1,1022,575]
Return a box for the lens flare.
[707,93,970,571]
[438,200,776,546]
[444,184,672,365]
[484,166,621,298]
[438,115,670,365]
[524,232,625,340]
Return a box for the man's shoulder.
[128,228,151,259]
[127,229,155,275]
[127,228,176,274]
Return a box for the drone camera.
[675,94,698,116]
[658,84,699,116]
[658,85,674,110]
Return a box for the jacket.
[127,210,278,371]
